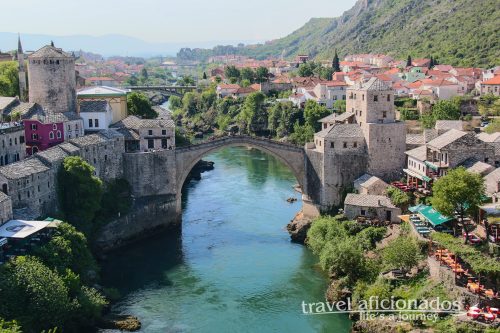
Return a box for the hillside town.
[0,34,499,332]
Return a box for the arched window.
[32,146,38,154]
[49,132,55,140]
[1,184,7,195]
[56,131,62,139]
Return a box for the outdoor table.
[484,313,496,322]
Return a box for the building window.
[330,142,334,148]
[362,94,365,101]
[57,131,62,139]
[148,130,153,136]
[95,119,99,127]
[361,209,366,216]
[360,111,362,117]
[89,119,93,128]
[343,142,347,148]
[148,139,154,149]
[31,124,37,130]
[162,130,167,135]
[32,133,38,140]
[383,111,387,118]
[14,138,17,145]
[53,124,57,130]
[374,95,378,102]
[49,132,54,140]
[353,142,357,148]
[9,138,12,146]
[387,94,391,102]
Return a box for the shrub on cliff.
[57,156,103,235]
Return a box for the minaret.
[17,34,27,102]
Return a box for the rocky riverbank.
[286,210,313,243]
[184,159,215,182]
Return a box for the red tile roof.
[482,76,500,85]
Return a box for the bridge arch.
[174,136,306,197]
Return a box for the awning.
[403,169,432,182]
[0,220,51,239]
[0,238,7,246]
[425,161,439,171]
[418,206,454,226]
[409,204,427,213]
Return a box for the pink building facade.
[23,119,64,155]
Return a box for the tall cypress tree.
[406,55,412,67]
[332,50,341,73]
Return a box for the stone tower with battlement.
[17,35,27,102]
[28,44,76,114]
[347,77,406,180]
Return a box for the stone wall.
[28,57,76,114]
[344,204,401,223]
[0,192,12,224]
[93,195,179,252]
[123,150,177,198]
[363,122,406,181]
[0,126,25,166]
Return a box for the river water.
[100,147,351,332]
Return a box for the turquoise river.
[100,147,351,332]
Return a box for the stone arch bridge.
[174,135,307,195]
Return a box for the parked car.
[481,121,489,127]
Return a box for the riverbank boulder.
[99,314,141,332]
[287,211,313,243]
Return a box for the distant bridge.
[124,85,197,97]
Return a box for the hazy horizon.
[0,0,356,44]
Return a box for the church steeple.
[17,34,27,102]
[18,34,23,54]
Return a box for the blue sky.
[0,0,357,43]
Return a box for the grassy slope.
[245,0,500,67]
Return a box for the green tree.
[319,238,366,284]
[332,50,341,72]
[432,100,461,120]
[34,222,98,282]
[127,92,158,119]
[0,319,21,333]
[297,62,317,77]
[97,179,132,222]
[224,65,240,81]
[0,256,73,331]
[485,118,500,134]
[289,121,314,145]
[240,67,255,83]
[255,67,269,83]
[57,157,103,234]
[168,96,182,110]
[431,167,485,241]
[239,92,266,133]
[479,94,500,117]
[333,100,346,113]
[385,186,410,211]
[383,236,420,274]
[182,92,199,116]
[268,101,302,137]
[140,67,149,81]
[178,75,195,86]
[304,100,330,131]
[0,62,20,97]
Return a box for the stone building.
[111,116,175,152]
[79,100,113,133]
[23,110,83,155]
[77,86,129,124]
[0,123,25,166]
[0,192,12,225]
[353,174,389,195]
[344,193,401,223]
[28,44,76,114]
[0,130,125,218]
[305,78,406,209]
